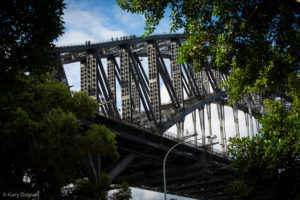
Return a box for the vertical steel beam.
[171,40,185,138]
[107,56,116,106]
[120,46,132,122]
[217,103,226,153]
[129,55,140,113]
[128,47,157,124]
[192,111,198,146]
[171,40,183,104]
[222,104,227,150]
[206,104,212,142]
[202,70,210,95]
[81,54,97,98]
[147,41,161,122]
[245,112,250,138]
[155,43,181,108]
[199,106,205,145]
[233,103,240,137]
[256,119,260,133]
[247,96,254,138]
[176,119,185,138]
[81,55,107,114]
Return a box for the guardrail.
[161,131,228,159]
[55,33,187,48]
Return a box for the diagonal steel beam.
[95,57,115,116]
[204,64,219,92]
[182,63,199,97]
[155,42,181,108]
[135,53,150,95]
[182,71,192,97]
[96,53,120,118]
[128,47,158,124]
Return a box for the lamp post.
[163,134,197,200]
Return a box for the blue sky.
[55,1,258,199]
[56,0,173,46]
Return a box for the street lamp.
[163,134,197,200]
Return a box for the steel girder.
[55,33,263,147]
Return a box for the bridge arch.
[55,34,261,153]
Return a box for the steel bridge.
[54,34,263,199]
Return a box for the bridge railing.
[55,33,186,48]
[162,131,228,159]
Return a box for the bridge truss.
[54,34,264,199]
[55,34,262,153]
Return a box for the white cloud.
[57,30,95,46]
[56,3,126,46]
[112,5,145,34]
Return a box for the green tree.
[0,0,123,199]
[228,91,300,199]
[0,77,120,198]
[0,0,65,85]
[117,0,300,199]
[108,182,132,200]
[117,0,299,100]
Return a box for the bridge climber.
[55,33,261,154]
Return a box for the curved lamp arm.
[163,141,186,200]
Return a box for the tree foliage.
[228,92,300,199]
[117,0,299,101]
[117,0,300,199]
[0,0,124,199]
[0,76,119,198]
[0,0,65,82]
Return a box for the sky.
[55,1,258,199]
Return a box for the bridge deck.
[80,114,234,199]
